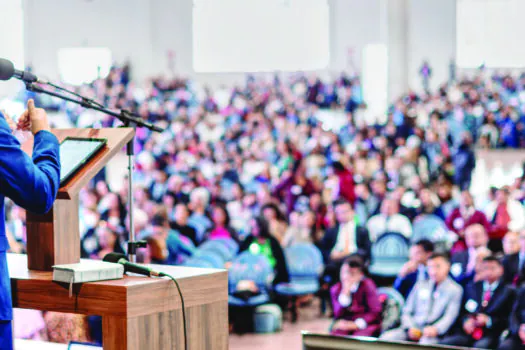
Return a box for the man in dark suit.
[502,229,525,285]
[0,101,60,349]
[441,256,516,349]
[499,285,525,349]
[320,199,370,286]
[393,239,435,299]
[450,223,490,285]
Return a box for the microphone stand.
[25,82,163,262]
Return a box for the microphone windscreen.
[103,252,128,264]
[0,59,15,81]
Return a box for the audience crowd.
[4,64,525,348]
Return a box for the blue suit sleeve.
[0,115,60,214]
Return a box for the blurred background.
[1,0,525,349]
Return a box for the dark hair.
[332,161,345,173]
[343,254,365,272]
[261,202,287,222]
[499,186,510,195]
[414,239,435,253]
[428,252,450,263]
[212,204,230,227]
[151,214,166,228]
[333,198,351,209]
[253,216,271,239]
[482,255,503,266]
[292,159,302,174]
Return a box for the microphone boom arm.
[24,82,163,132]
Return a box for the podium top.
[22,128,134,200]
[9,253,227,318]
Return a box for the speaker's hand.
[17,99,50,135]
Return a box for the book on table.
[53,260,124,284]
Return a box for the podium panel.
[21,128,134,271]
[9,254,229,350]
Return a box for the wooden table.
[8,254,229,350]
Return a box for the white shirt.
[466,247,477,274]
[367,214,413,242]
[484,199,525,232]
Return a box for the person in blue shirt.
[0,99,60,349]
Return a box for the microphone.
[0,58,44,83]
[103,252,162,277]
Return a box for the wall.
[23,0,153,82]
[21,0,457,95]
[407,0,457,93]
[0,0,25,98]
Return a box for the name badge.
[453,218,465,230]
[465,299,478,313]
[419,289,431,300]
[451,263,463,277]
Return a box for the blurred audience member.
[261,203,288,244]
[485,187,525,252]
[503,230,525,285]
[381,253,463,345]
[89,222,125,260]
[188,188,213,244]
[503,231,520,256]
[450,224,490,284]
[498,286,525,350]
[441,256,515,349]
[367,197,412,242]
[393,239,435,299]
[446,190,491,253]
[205,205,240,243]
[331,255,382,337]
[239,217,290,287]
[170,203,198,246]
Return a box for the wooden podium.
[11,128,229,350]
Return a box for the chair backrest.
[182,258,215,268]
[371,232,409,263]
[214,238,240,253]
[228,252,274,293]
[192,250,225,268]
[284,243,324,278]
[412,214,449,243]
[377,287,405,332]
[197,241,235,262]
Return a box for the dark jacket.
[453,143,476,189]
[239,235,290,286]
[320,224,371,263]
[450,250,474,283]
[393,269,426,299]
[460,280,516,336]
[509,286,525,337]
[503,253,521,285]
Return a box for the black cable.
[46,81,106,109]
[159,272,188,350]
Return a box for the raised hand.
[17,99,50,135]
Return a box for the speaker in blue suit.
[0,100,60,350]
